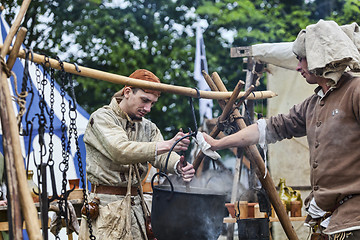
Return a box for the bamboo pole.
[210,72,299,240]
[0,45,277,101]
[0,0,42,239]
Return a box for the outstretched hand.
[201,132,217,150]
[177,155,195,182]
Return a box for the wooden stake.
[1,29,28,236]
[0,0,42,239]
[209,72,299,240]
[6,27,27,70]
[1,101,22,239]
[192,80,242,170]
[193,81,254,170]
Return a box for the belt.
[331,195,353,212]
[91,184,138,196]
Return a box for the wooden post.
[226,153,244,240]
[209,72,299,240]
[1,29,28,236]
[0,19,30,240]
[0,44,277,101]
[192,80,244,170]
[0,0,42,239]
[1,103,22,239]
[192,83,254,170]
[6,27,27,70]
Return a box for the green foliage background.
[1,0,359,138]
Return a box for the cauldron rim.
[153,184,226,196]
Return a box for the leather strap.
[91,184,138,196]
[333,195,353,211]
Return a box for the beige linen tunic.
[79,98,180,239]
[265,72,360,234]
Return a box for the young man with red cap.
[79,69,195,239]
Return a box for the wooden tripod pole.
[192,80,243,170]
[0,0,42,239]
[1,26,28,240]
[210,72,299,240]
[192,82,254,170]
[0,45,277,101]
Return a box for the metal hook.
[25,48,34,63]
[68,99,77,113]
[193,87,201,99]
[189,96,198,136]
[73,62,81,73]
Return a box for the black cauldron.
[236,187,271,240]
[237,217,269,240]
[151,183,226,240]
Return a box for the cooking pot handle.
[163,132,194,173]
[151,172,174,201]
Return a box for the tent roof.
[252,42,298,71]
[231,42,298,71]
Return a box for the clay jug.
[27,170,39,202]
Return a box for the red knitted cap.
[126,69,161,97]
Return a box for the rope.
[11,71,29,125]
[1,53,30,126]
[0,56,12,78]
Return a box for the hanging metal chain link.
[55,57,70,240]
[37,56,51,160]
[48,65,55,167]
[21,49,36,174]
[55,58,95,239]
[35,56,52,240]
[67,65,96,240]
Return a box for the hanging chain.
[48,65,55,168]
[54,57,69,239]
[21,49,36,174]
[67,65,96,239]
[34,56,51,187]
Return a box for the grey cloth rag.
[194,132,221,160]
[293,20,360,86]
[50,201,80,236]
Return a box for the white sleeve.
[257,119,267,148]
[256,119,268,178]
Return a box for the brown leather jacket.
[266,72,360,233]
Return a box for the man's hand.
[202,132,217,150]
[170,131,190,152]
[156,131,190,155]
[176,155,195,182]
